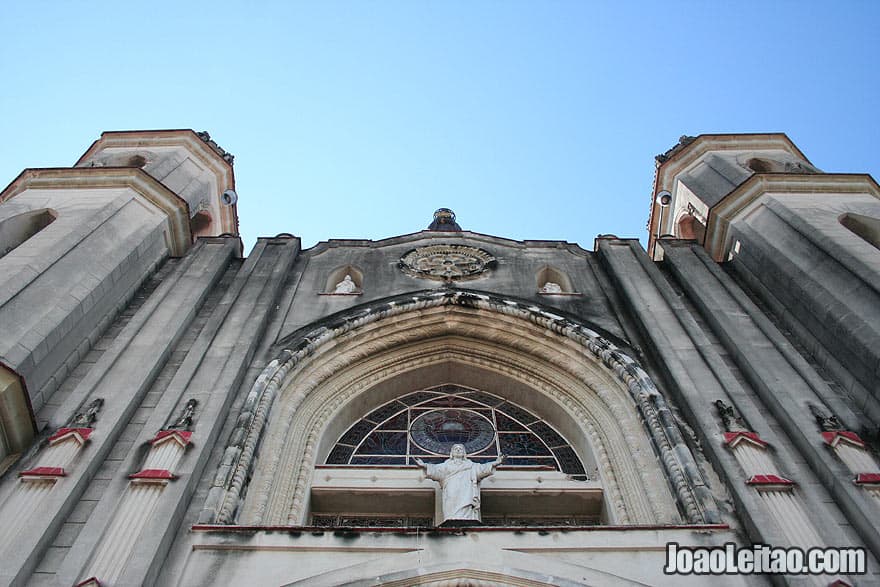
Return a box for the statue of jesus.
[415,444,505,526]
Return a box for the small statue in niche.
[414,444,505,526]
[539,281,563,294]
[169,399,198,430]
[714,399,748,432]
[809,403,843,431]
[333,274,359,294]
[70,398,104,428]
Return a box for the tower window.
[840,212,880,251]
[0,209,56,259]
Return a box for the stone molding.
[0,167,193,256]
[705,173,880,261]
[205,289,718,527]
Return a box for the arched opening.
[676,213,706,242]
[746,157,776,173]
[205,292,714,529]
[0,364,36,474]
[127,154,147,168]
[323,265,364,294]
[315,381,598,528]
[535,266,573,294]
[189,210,214,238]
[0,209,56,259]
[840,212,880,251]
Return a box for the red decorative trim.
[828,580,852,587]
[47,427,92,445]
[821,430,865,448]
[723,431,768,448]
[74,577,101,587]
[129,469,174,480]
[20,466,66,477]
[855,473,880,485]
[747,474,794,486]
[151,429,192,446]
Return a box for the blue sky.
[1,1,878,253]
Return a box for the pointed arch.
[201,290,718,528]
[535,265,573,293]
[282,559,605,587]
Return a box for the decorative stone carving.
[784,160,818,174]
[808,403,843,431]
[399,245,496,282]
[416,444,504,525]
[195,130,235,165]
[69,398,104,428]
[169,399,198,430]
[655,135,696,164]
[427,208,462,231]
[714,399,748,432]
[333,274,360,294]
[207,289,714,528]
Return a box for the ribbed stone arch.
[288,564,585,587]
[201,289,718,527]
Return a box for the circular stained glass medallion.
[410,409,495,455]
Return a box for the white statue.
[333,274,359,294]
[539,281,563,293]
[415,444,505,525]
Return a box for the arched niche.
[189,210,214,238]
[0,208,57,259]
[535,266,573,294]
[204,291,717,529]
[840,212,880,251]
[745,157,779,173]
[0,364,35,473]
[323,265,364,294]
[250,323,663,526]
[676,213,706,242]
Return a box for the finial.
[427,208,462,231]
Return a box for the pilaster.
[53,237,299,587]
[0,238,236,586]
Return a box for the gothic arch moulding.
[201,289,719,527]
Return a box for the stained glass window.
[325,384,586,476]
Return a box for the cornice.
[0,167,193,256]
[705,173,880,261]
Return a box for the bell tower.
[649,133,880,426]
[0,130,239,463]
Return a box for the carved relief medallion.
[399,244,496,281]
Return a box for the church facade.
[0,130,877,586]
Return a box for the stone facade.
[0,130,878,585]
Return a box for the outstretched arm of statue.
[413,457,427,469]
[491,454,506,468]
